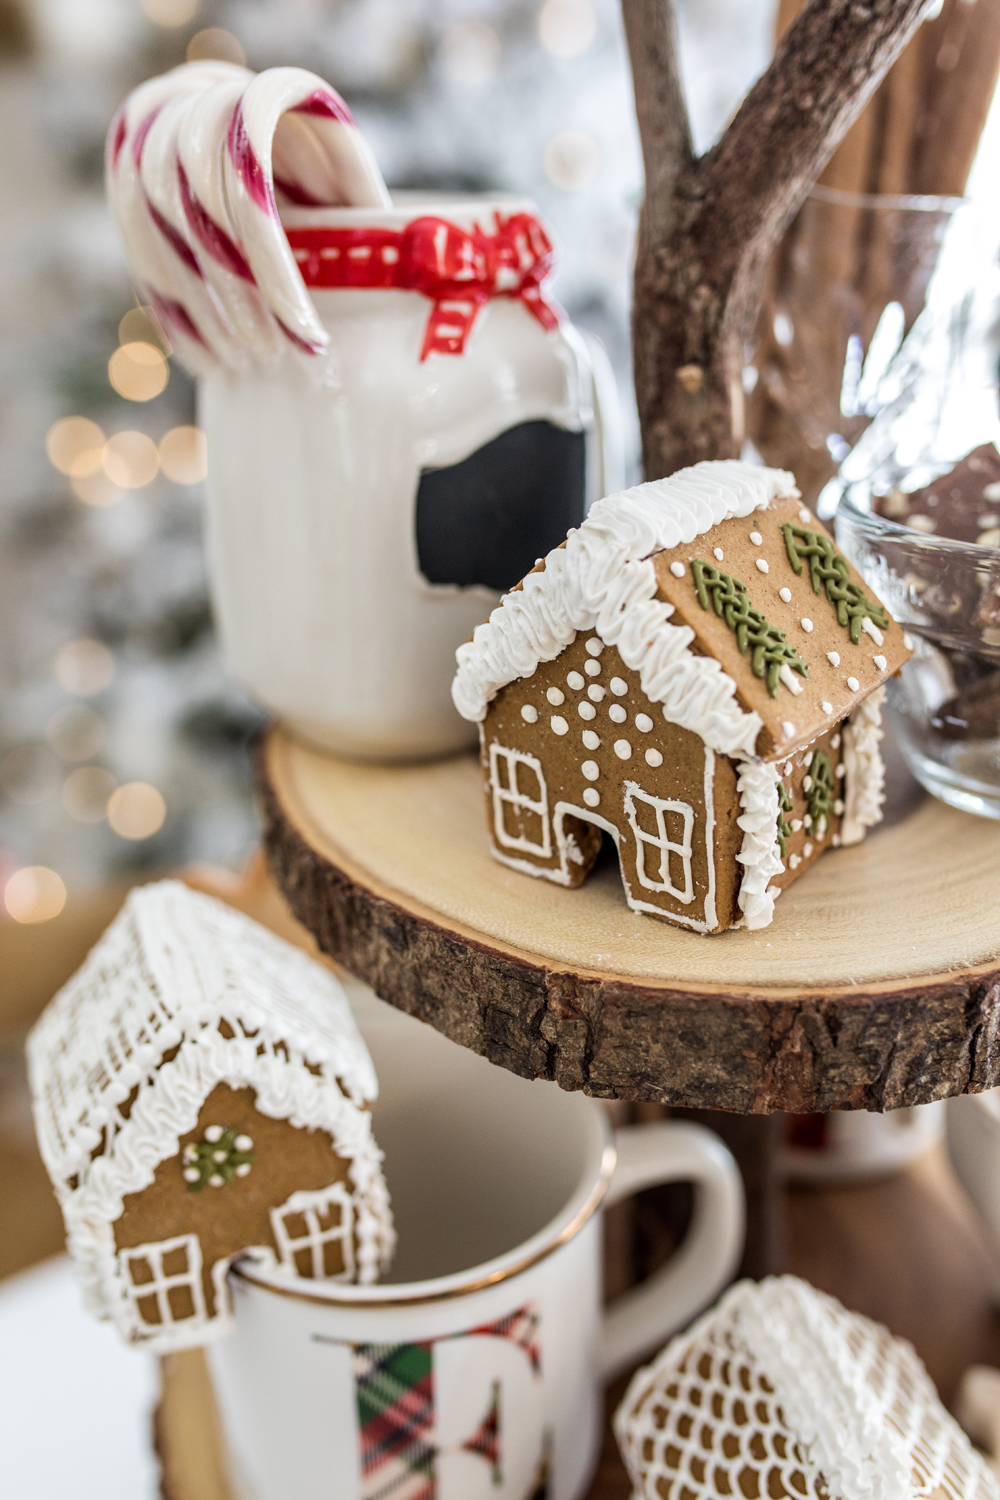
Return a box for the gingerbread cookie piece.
[452,460,911,933]
[27,880,394,1353]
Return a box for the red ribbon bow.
[285,211,561,359]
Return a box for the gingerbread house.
[27,880,394,1353]
[452,460,912,934]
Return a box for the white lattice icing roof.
[27,880,378,1193]
[615,1275,999,1500]
[452,460,798,761]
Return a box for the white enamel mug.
[207,1001,744,1500]
[200,192,617,763]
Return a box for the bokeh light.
[0,745,60,805]
[46,417,105,477]
[62,766,118,823]
[538,0,596,58]
[141,0,199,25]
[441,21,499,84]
[103,431,159,488]
[70,471,124,508]
[159,426,208,484]
[108,342,169,402]
[187,28,246,65]
[118,306,170,354]
[47,704,106,762]
[54,639,115,697]
[4,866,67,924]
[543,129,601,190]
[107,782,167,840]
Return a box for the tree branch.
[620,0,694,248]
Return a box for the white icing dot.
[783,761,793,775]
[645,748,663,767]
[847,676,860,691]
[821,701,833,715]
[547,687,565,705]
[635,713,653,732]
[578,701,596,721]
[873,654,887,671]
[585,637,603,656]
[799,508,811,523]
[803,775,812,792]
[582,730,600,750]
[236,1163,252,1177]
[803,813,812,829]
[183,1144,197,1161]
[779,588,792,603]
[834,799,844,816]
[213,1148,228,1163]
[584,658,601,676]
[800,618,813,632]
[583,787,600,807]
[670,560,686,577]
[209,1175,224,1187]
[713,548,724,562]
[235,1135,253,1152]
[610,677,628,696]
[756,558,769,573]
[609,704,627,723]
[566,671,585,690]
[521,703,538,723]
[183,1167,200,1182]
[587,684,606,701]
[614,739,632,760]
[831,733,840,749]
[903,633,915,651]
[836,763,846,779]
[550,715,568,735]
[582,760,599,781]
[205,1125,223,1143]
[789,853,801,869]
[781,721,796,739]
[860,617,884,646]
[832,834,841,847]
[803,842,813,858]
[827,651,840,667]
[750,532,763,545]
[791,819,802,833]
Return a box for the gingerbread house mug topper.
[614,1275,999,1500]
[452,460,912,934]
[26,880,395,1354]
[107,62,615,763]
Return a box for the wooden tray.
[258,725,1000,1113]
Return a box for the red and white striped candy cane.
[222,68,390,356]
[176,77,285,364]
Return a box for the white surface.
[0,1255,159,1499]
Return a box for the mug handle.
[599,1121,746,1382]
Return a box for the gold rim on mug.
[231,1140,618,1309]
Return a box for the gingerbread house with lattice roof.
[452,461,912,934]
[27,880,394,1353]
[614,1276,999,1500]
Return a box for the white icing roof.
[27,880,379,1194]
[452,460,798,761]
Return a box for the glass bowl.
[837,490,1000,818]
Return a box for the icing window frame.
[270,1182,355,1281]
[624,785,695,904]
[488,743,551,858]
[119,1232,207,1330]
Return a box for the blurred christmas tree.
[0,0,773,913]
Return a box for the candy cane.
[106,62,250,372]
[176,77,284,363]
[222,68,390,356]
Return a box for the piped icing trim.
[735,760,785,930]
[840,685,886,846]
[452,461,799,761]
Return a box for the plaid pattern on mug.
[354,1341,437,1500]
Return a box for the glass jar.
[835,212,1000,817]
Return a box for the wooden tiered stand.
[151,725,1000,1498]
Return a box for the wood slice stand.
[257,725,1000,1115]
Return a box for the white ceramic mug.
[207,1002,744,1500]
[200,192,617,763]
[947,1090,1000,1298]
